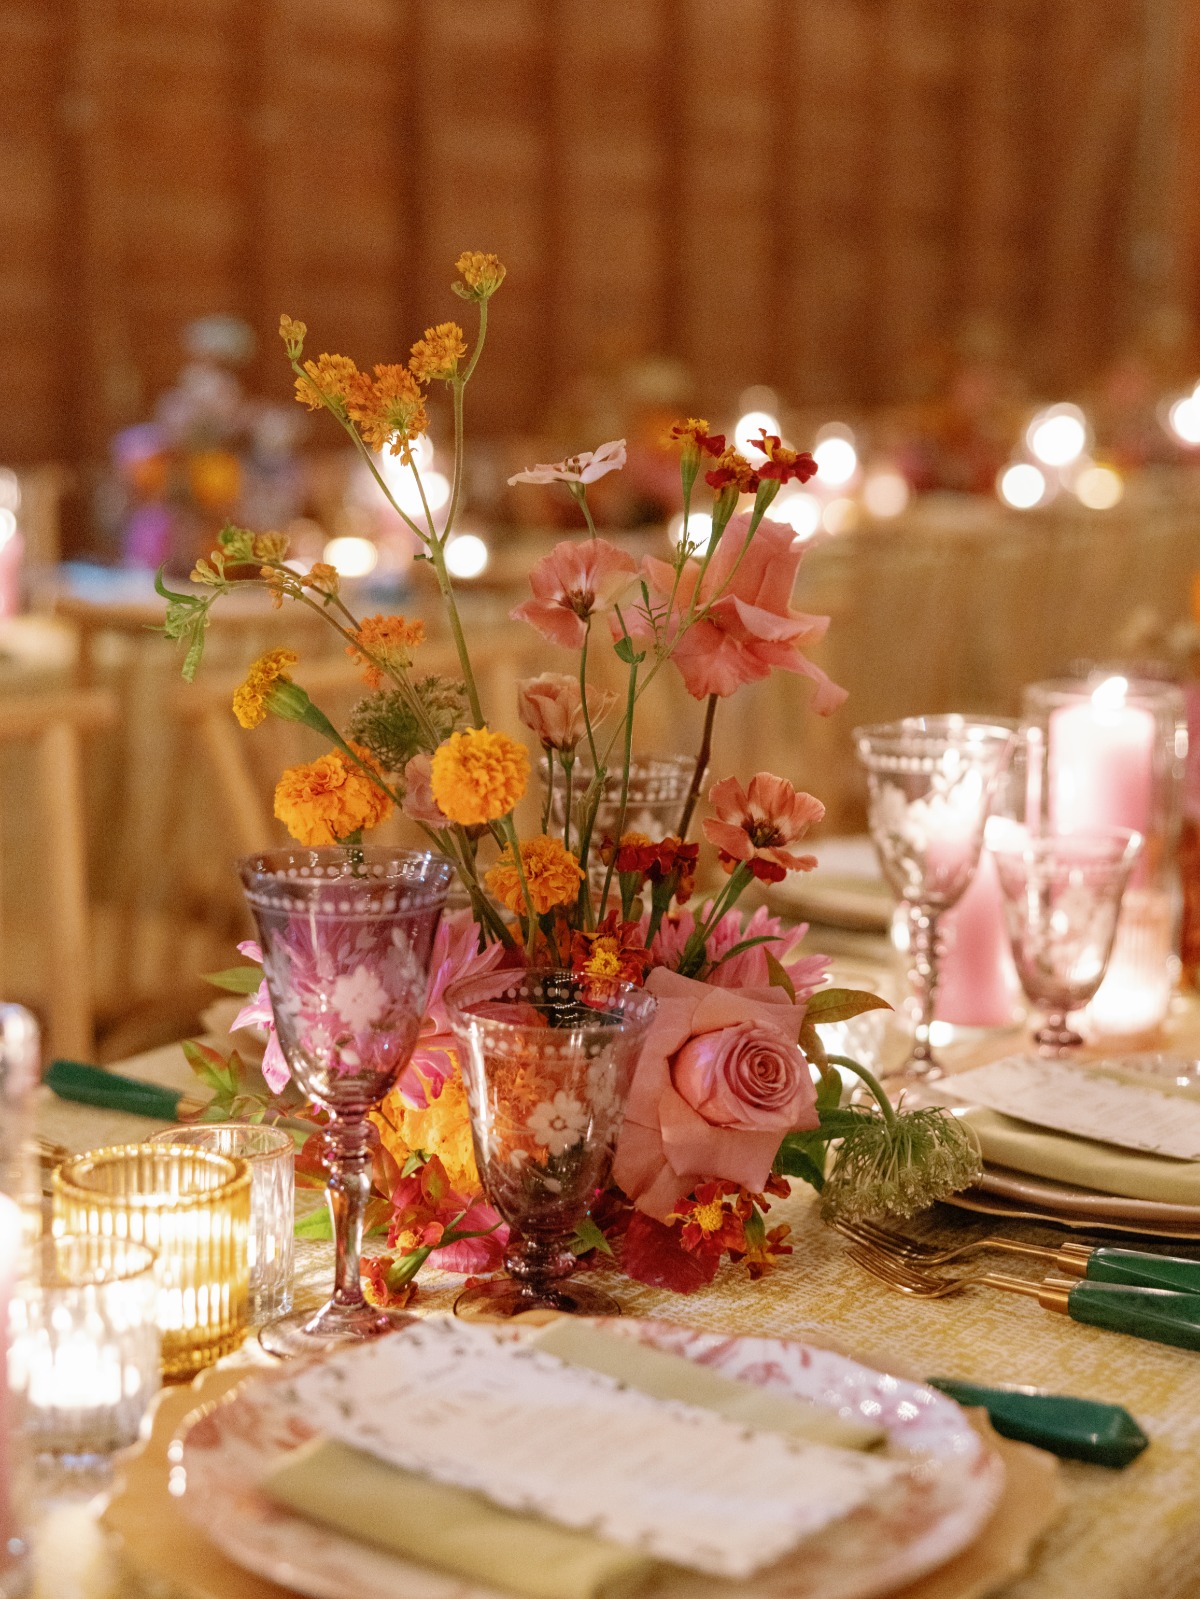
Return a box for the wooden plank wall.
[0,0,1197,469]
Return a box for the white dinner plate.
[176,1316,1004,1599]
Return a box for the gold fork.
[844,1238,1073,1310]
[834,1216,1095,1276]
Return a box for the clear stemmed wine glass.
[240,846,452,1357]
[987,824,1142,1055]
[445,968,655,1320]
[855,717,1015,1085]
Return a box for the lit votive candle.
[150,1124,294,1318]
[1047,675,1155,839]
[935,850,1021,1029]
[52,1145,251,1380]
[8,1235,159,1470]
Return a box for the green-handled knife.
[1054,1242,1200,1295]
[926,1378,1149,1467]
[45,1059,205,1122]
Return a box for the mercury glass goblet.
[240,846,452,1357]
[445,969,656,1319]
[855,717,1014,1085]
[988,824,1142,1055]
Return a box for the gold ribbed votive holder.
[52,1145,251,1380]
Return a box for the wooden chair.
[0,689,117,1059]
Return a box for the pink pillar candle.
[1047,676,1155,837]
[935,849,1021,1028]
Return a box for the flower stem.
[598,654,639,916]
[541,746,555,832]
[824,1055,899,1130]
[677,693,718,839]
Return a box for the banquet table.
[28,997,1200,1599]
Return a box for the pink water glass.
[240,846,452,1357]
[855,716,1014,1084]
[988,823,1142,1055]
[445,969,656,1320]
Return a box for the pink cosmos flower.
[511,537,638,649]
[402,753,451,828]
[628,512,848,705]
[647,905,829,993]
[703,773,825,883]
[394,911,505,1108]
[517,672,616,751]
[612,969,818,1221]
[385,1159,509,1274]
[231,940,290,1092]
[508,438,627,486]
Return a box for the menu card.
[944,1055,1200,1160]
[276,1318,902,1579]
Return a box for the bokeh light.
[1074,463,1124,510]
[444,532,489,579]
[862,469,910,519]
[1027,404,1087,467]
[323,536,378,577]
[998,462,1047,509]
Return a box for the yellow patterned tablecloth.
[31,1028,1200,1599]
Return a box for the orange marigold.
[273,743,393,845]
[293,353,365,417]
[347,364,429,455]
[375,1063,479,1194]
[345,613,426,689]
[409,322,467,384]
[232,648,298,730]
[430,728,529,826]
[454,251,506,299]
[486,835,583,917]
[668,418,725,458]
[705,446,760,495]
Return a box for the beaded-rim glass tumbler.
[52,1145,250,1379]
[855,716,1015,1084]
[150,1123,294,1318]
[988,824,1142,1055]
[239,846,452,1357]
[9,1234,159,1480]
[445,969,656,1319]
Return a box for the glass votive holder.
[51,1145,251,1380]
[9,1235,159,1476]
[149,1125,294,1318]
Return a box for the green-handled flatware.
[45,1059,205,1122]
[925,1378,1149,1467]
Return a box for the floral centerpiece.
[164,250,980,1304]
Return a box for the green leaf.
[612,636,645,666]
[571,1216,614,1258]
[773,1137,826,1191]
[765,949,797,1002]
[295,1207,334,1240]
[711,934,778,968]
[203,965,264,995]
[400,1150,429,1178]
[805,987,892,1026]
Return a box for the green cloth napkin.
[262,1321,883,1599]
[964,1106,1200,1205]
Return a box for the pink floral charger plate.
[175,1317,1005,1599]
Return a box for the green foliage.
[348,677,470,773]
[202,964,264,995]
[820,1104,983,1223]
[774,1066,845,1192]
[571,1216,615,1258]
[155,570,214,682]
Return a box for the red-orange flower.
[570,912,652,989]
[703,773,824,883]
[601,833,699,902]
[704,447,760,495]
[754,434,818,485]
[671,1181,751,1256]
[668,419,725,458]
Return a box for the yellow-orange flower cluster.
[273,744,393,845]
[302,561,339,596]
[455,251,506,299]
[252,530,290,562]
[345,613,426,689]
[430,728,529,827]
[486,835,583,917]
[278,314,306,358]
[347,364,429,455]
[376,1064,479,1194]
[294,353,364,416]
[409,322,467,384]
[232,648,298,730]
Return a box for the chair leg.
[38,721,93,1060]
[198,710,273,855]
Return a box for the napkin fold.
[963,1107,1200,1205]
[262,1321,883,1599]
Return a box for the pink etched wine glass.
[855,717,1014,1085]
[240,845,452,1357]
[445,968,655,1320]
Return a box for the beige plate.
[947,1173,1200,1239]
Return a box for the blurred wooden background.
[2,0,1199,467]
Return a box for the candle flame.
[1092,675,1128,715]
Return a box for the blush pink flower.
[703,773,824,884]
[511,537,638,649]
[395,911,505,1108]
[508,438,627,486]
[231,940,290,1092]
[517,672,616,752]
[402,753,451,828]
[612,969,817,1221]
[629,512,848,705]
[648,905,829,992]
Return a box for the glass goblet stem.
[904,905,945,1079]
[1033,1010,1084,1056]
[325,1117,373,1312]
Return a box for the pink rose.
[517,672,616,752]
[612,969,818,1221]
